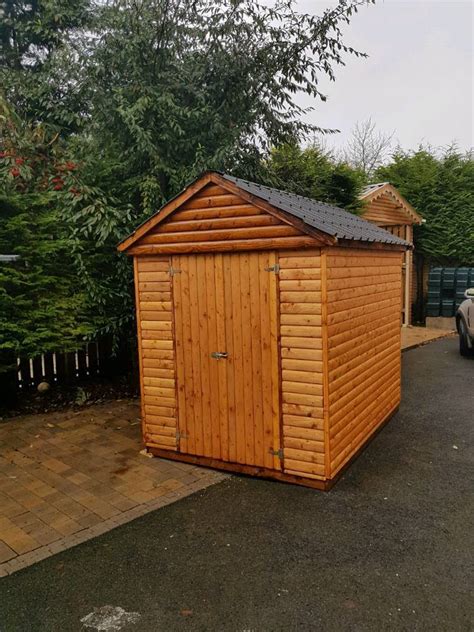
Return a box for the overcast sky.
[294,0,473,154]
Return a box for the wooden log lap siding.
[135,256,178,450]
[324,248,403,477]
[127,183,319,256]
[120,171,409,489]
[279,250,325,480]
[360,183,422,326]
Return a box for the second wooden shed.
[119,172,409,489]
[360,183,422,326]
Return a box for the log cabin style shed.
[118,172,409,489]
[360,183,423,326]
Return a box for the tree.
[375,146,474,264]
[59,0,373,342]
[345,118,393,177]
[0,0,93,130]
[0,99,95,373]
[1,0,372,364]
[267,142,365,212]
[79,0,372,210]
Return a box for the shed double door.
[172,251,282,470]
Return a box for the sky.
[293,0,473,154]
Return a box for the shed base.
[146,449,330,490]
[147,404,400,491]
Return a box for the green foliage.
[267,143,366,212]
[0,0,91,70]
[0,0,93,131]
[376,146,474,265]
[0,100,94,371]
[1,0,370,367]
[80,0,370,208]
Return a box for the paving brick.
[1,528,40,555]
[77,513,102,529]
[30,527,62,547]
[0,398,226,575]
[48,517,82,537]
[0,540,16,563]
[66,472,91,485]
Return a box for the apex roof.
[119,171,410,252]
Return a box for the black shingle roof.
[222,174,408,247]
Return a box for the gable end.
[123,176,326,255]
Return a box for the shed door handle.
[211,351,228,360]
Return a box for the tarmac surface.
[1,337,473,631]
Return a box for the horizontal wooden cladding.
[282,369,323,385]
[326,288,401,319]
[281,336,322,350]
[330,353,400,430]
[280,267,321,281]
[327,264,402,279]
[278,250,326,480]
[182,192,243,210]
[325,249,402,267]
[131,182,321,255]
[144,405,175,417]
[136,259,170,272]
[364,210,410,226]
[328,295,400,326]
[325,248,402,477]
[280,302,321,316]
[331,395,399,476]
[327,273,400,291]
[158,213,280,233]
[285,464,325,479]
[128,236,319,255]
[172,204,261,221]
[139,224,301,245]
[363,194,412,225]
[282,403,322,419]
[142,357,174,369]
[136,256,178,451]
[328,322,400,374]
[283,415,324,432]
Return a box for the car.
[456,288,474,356]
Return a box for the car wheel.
[459,320,472,357]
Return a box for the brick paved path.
[0,400,226,576]
[401,326,455,351]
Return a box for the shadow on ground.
[1,338,473,631]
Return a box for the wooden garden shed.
[360,183,422,325]
[118,172,409,489]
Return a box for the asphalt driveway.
[1,337,473,631]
